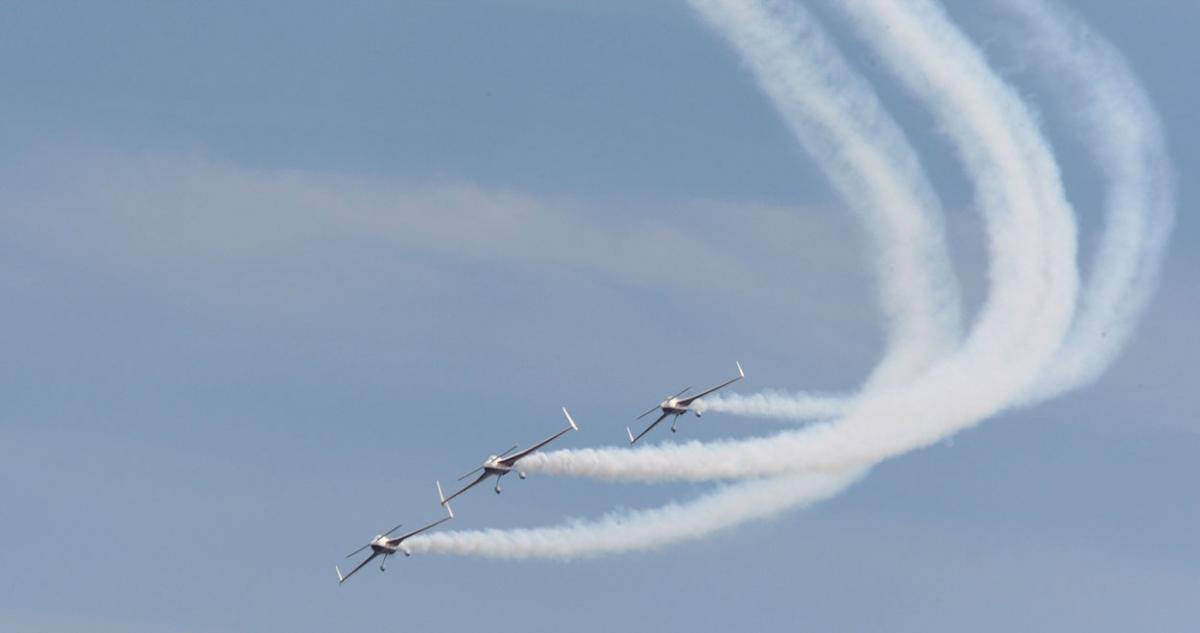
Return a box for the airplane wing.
[627,411,669,445]
[336,551,380,584]
[385,515,452,546]
[677,362,744,407]
[441,471,490,506]
[498,408,579,467]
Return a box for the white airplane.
[442,407,579,505]
[335,482,454,584]
[627,362,744,445]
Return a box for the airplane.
[627,361,744,445]
[335,481,454,584]
[442,407,579,505]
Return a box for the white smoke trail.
[709,0,1176,419]
[409,0,1161,560]
[409,0,975,557]
[404,0,959,559]
[695,390,852,421]
[687,0,963,389]
[514,0,1079,483]
[998,0,1175,404]
[663,0,963,425]
[408,470,864,560]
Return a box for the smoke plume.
[408,0,1171,560]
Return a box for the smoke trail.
[407,470,865,559]
[695,390,851,421]
[665,0,965,427]
[394,0,963,560]
[514,0,1079,484]
[688,0,963,389]
[702,0,1175,422]
[411,0,984,557]
[412,0,1173,560]
[998,0,1175,404]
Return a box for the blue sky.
[1,1,1197,631]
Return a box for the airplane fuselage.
[369,539,400,555]
[482,457,531,489]
[662,399,688,415]
[483,458,512,475]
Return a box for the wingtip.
[436,480,453,517]
[336,565,345,584]
[736,361,744,378]
[626,427,635,445]
[563,407,579,431]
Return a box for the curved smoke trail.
[687,0,964,390]
[998,0,1176,405]
[408,471,864,559]
[409,0,1169,559]
[518,0,1080,483]
[707,0,1177,420]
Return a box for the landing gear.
[518,471,526,480]
[380,554,389,572]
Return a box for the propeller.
[382,522,404,537]
[496,444,520,459]
[670,385,692,399]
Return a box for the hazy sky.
[1,2,1196,631]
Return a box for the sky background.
[1,1,1197,631]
